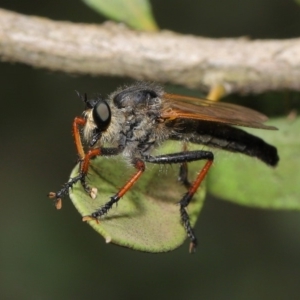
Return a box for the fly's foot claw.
[48,192,63,210]
[189,241,197,254]
[82,215,99,224]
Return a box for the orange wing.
[161,93,277,130]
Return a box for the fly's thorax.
[118,100,170,157]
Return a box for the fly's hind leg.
[146,150,214,253]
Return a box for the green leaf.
[83,0,159,31]
[69,142,205,252]
[208,117,300,209]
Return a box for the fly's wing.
[161,93,277,130]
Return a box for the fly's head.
[76,92,115,148]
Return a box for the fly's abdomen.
[170,120,279,167]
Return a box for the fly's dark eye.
[92,100,111,131]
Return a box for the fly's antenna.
[75,90,88,104]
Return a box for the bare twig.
[1,8,300,94]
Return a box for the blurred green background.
[1,0,300,299]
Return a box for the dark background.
[1,0,300,299]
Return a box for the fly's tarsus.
[180,205,197,253]
[48,174,86,209]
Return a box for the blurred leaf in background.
[83,0,159,31]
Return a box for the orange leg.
[49,116,86,209]
[73,117,86,160]
[145,150,214,253]
[79,148,101,199]
[179,160,213,253]
[83,159,145,221]
[48,148,102,208]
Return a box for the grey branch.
[1,8,300,94]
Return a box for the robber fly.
[48,82,279,253]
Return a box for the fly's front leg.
[48,116,87,209]
[83,158,145,222]
[48,174,84,210]
[73,117,86,160]
[146,150,214,253]
[48,143,120,209]
[49,115,101,208]
[48,148,101,209]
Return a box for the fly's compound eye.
[92,100,111,131]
